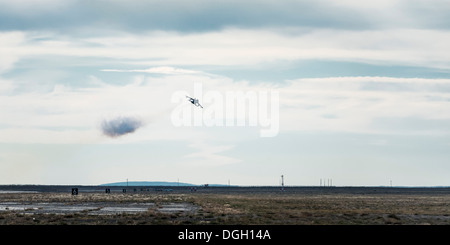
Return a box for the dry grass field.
[0,186,449,225]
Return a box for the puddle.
[0,202,198,215]
[158,203,198,213]
[0,191,39,194]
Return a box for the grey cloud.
[398,0,450,30]
[101,116,143,138]
[3,0,450,37]
[0,0,382,33]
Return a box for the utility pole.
[280,175,285,191]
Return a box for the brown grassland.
[0,187,449,225]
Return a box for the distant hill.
[101,181,235,187]
[101,181,196,186]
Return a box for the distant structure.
[320,178,333,187]
[280,175,285,191]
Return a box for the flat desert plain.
[0,186,449,225]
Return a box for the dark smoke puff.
[101,116,143,137]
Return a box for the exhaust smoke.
[101,116,143,138]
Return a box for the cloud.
[183,141,241,166]
[0,31,26,73]
[281,76,450,134]
[101,116,143,138]
[0,0,373,32]
[0,78,14,93]
[101,66,204,75]
[1,72,450,144]
[2,0,450,186]
[2,0,450,34]
[3,28,450,71]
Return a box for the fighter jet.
[186,95,203,108]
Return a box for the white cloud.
[183,141,241,167]
[2,28,450,70]
[0,73,242,144]
[1,26,450,143]
[2,72,449,146]
[0,78,14,94]
[0,32,26,73]
[280,76,450,134]
[102,66,205,75]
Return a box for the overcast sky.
[1,0,450,186]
